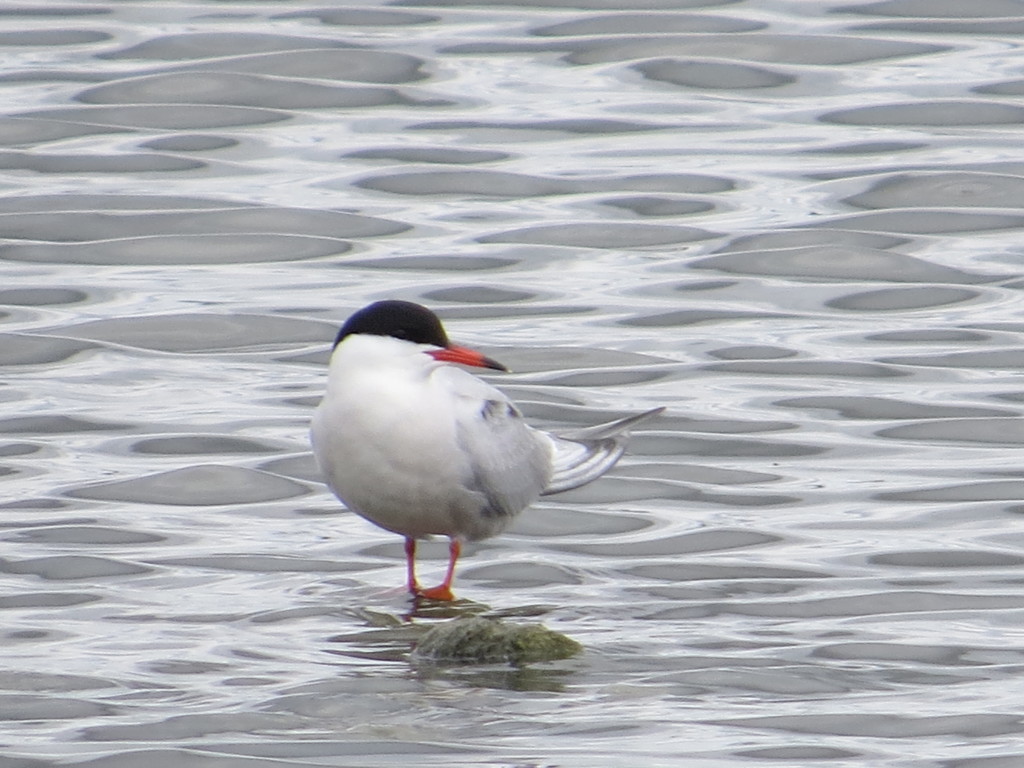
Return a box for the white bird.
[311,300,663,601]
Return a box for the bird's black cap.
[334,300,450,349]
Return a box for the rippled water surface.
[4,1,1024,765]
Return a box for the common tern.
[311,300,663,600]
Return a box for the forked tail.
[541,406,665,495]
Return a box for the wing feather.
[439,365,552,524]
[456,403,552,518]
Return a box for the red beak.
[428,345,507,372]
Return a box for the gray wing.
[455,397,552,518]
[541,407,664,495]
[434,346,555,524]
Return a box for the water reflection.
[3,0,1024,765]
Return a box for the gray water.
[4,0,1024,765]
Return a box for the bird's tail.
[541,406,665,495]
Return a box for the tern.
[311,300,663,601]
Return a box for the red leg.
[404,537,421,596]
[417,538,460,601]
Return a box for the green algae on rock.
[412,617,582,666]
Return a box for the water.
[3,0,1024,765]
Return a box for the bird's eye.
[393,328,410,340]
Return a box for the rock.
[412,616,582,666]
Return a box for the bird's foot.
[414,584,456,602]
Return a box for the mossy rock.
[412,616,582,666]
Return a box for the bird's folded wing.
[455,396,553,518]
